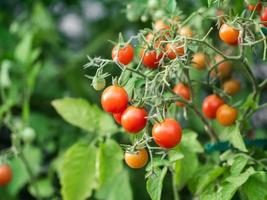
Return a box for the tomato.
[21,127,36,143]
[140,49,163,69]
[173,83,190,107]
[202,94,225,119]
[101,86,128,113]
[165,43,185,59]
[113,112,122,125]
[219,24,239,45]
[179,26,193,37]
[124,149,148,169]
[211,55,232,79]
[145,33,162,49]
[192,52,207,70]
[223,79,241,96]
[92,77,106,90]
[112,44,134,65]
[261,8,267,27]
[216,104,238,126]
[154,20,170,31]
[152,118,182,149]
[121,106,147,133]
[0,164,12,186]
[248,2,262,12]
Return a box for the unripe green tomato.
[21,127,36,143]
[153,10,165,20]
[92,77,106,90]
[127,11,140,22]
[141,15,148,22]
[147,0,158,9]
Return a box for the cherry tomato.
[145,33,162,49]
[179,26,193,37]
[92,77,106,91]
[211,55,232,79]
[248,2,262,12]
[154,20,170,31]
[261,7,267,27]
[140,49,163,69]
[202,94,225,119]
[216,104,238,126]
[192,52,207,70]
[0,164,12,186]
[101,86,128,113]
[112,44,134,65]
[152,118,182,149]
[219,24,239,45]
[165,43,185,59]
[223,79,241,96]
[124,149,148,169]
[113,112,122,125]
[121,106,148,133]
[173,83,190,107]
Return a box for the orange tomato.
[124,149,148,169]
[173,83,190,107]
[223,79,241,96]
[211,55,232,79]
[179,26,193,37]
[165,43,185,59]
[219,24,239,45]
[192,52,207,70]
[154,20,170,31]
[216,104,238,126]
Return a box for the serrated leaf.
[230,154,249,176]
[60,143,97,200]
[227,125,247,152]
[146,167,168,200]
[181,129,204,153]
[226,167,255,187]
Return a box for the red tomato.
[101,86,128,113]
[248,2,262,12]
[152,118,182,149]
[124,149,148,169]
[202,94,225,119]
[219,24,239,45]
[173,83,190,107]
[261,8,267,27]
[0,164,12,186]
[140,49,163,69]
[121,106,148,133]
[113,112,122,125]
[165,43,185,59]
[216,104,238,126]
[112,44,134,65]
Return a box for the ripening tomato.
[202,94,225,119]
[211,55,232,79]
[145,33,162,49]
[219,24,240,45]
[112,44,134,65]
[121,106,147,133]
[152,118,182,149]
[154,20,170,31]
[0,164,12,186]
[192,52,207,70]
[124,149,148,169]
[216,104,238,126]
[92,77,106,90]
[248,2,262,12]
[165,43,185,59]
[140,49,163,69]
[223,79,241,96]
[173,83,190,107]
[101,86,128,113]
[113,112,122,125]
[261,8,267,27]
[179,26,193,37]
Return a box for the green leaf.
[230,154,249,176]
[166,0,177,13]
[241,171,267,200]
[28,178,54,198]
[226,167,255,187]
[52,98,117,135]
[181,129,204,153]
[14,33,33,65]
[146,167,168,200]
[0,60,12,88]
[227,125,247,152]
[60,143,97,200]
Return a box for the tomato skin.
[92,77,106,90]
[101,86,128,113]
[261,8,267,27]
[112,44,134,65]
[211,55,232,79]
[141,49,163,69]
[152,118,182,149]
[165,43,185,59]
[121,106,148,133]
[248,2,262,12]
[202,94,225,119]
[113,112,122,125]
[0,164,12,186]
[154,20,170,31]
[179,26,193,37]
[216,104,238,126]
[223,79,241,96]
[192,52,207,70]
[219,24,239,45]
[124,149,148,169]
[173,83,190,107]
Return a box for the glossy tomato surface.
[202,94,225,119]
[141,49,163,69]
[0,164,12,186]
[216,104,238,126]
[113,112,123,125]
[124,149,148,169]
[112,44,134,65]
[219,24,239,45]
